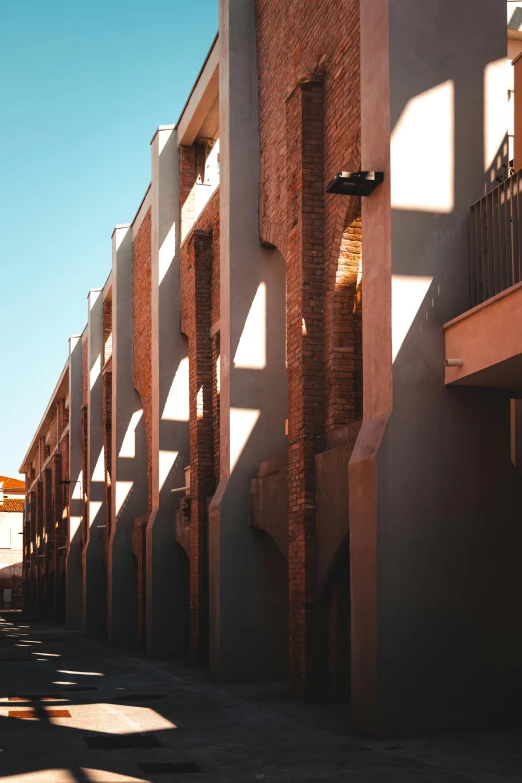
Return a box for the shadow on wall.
[221,237,288,680]
[367,0,522,732]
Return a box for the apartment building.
[19,0,522,735]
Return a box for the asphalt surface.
[1,612,521,783]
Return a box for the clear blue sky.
[0,0,217,480]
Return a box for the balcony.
[444,173,522,390]
[469,170,522,308]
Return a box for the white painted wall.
[0,511,23,568]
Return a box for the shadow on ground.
[0,611,522,783]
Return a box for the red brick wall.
[256,0,362,696]
[81,335,89,546]
[81,407,88,548]
[180,145,196,241]
[103,295,113,577]
[133,209,153,513]
[180,187,220,665]
[210,194,220,487]
[256,0,362,429]
[59,434,69,553]
[103,370,112,568]
[103,299,113,365]
[82,336,89,407]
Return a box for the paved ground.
[0,612,522,783]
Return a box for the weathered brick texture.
[103,369,112,574]
[256,0,362,696]
[103,299,113,364]
[133,209,153,514]
[180,145,197,241]
[180,187,220,666]
[81,405,88,548]
[133,209,153,644]
[286,79,325,697]
[256,0,362,432]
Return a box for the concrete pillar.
[147,125,191,657]
[66,334,83,629]
[209,0,288,681]
[82,289,107,637]
[350,0,516,736]
[108,224,144,647]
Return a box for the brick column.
[42,467,52,618]
[51,454,62,620]
[188,229,214,665]
[286,77,325,698]
[27,489,37,614]
[35,479,44,617]
[83,288,107,638]
[180,145,196,242]
[103,369,112,581]
[67,334,84,630]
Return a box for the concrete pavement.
[0,611,521,782]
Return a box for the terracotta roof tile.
[0,498,24,513]
[0,476,25,490]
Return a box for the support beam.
[147,125,190,657]
[108,225,144,647]
[66,334,83,630]
[82,289,107,637]
[209,0,288,681]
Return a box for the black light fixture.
[326,170,384,197]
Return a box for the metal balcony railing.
[469,170,522,308]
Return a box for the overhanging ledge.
[443,281,522,389]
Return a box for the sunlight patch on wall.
[115,481,133,516]
[159,450,179,491]
[484,58,509,174]
[89,501,103,526]
[391,80,454,213]
[159,222,176,285]
[233,282,266,369]
[90,353,102,391]
[230,408,260,472]
[161,357,189,421]
[69,515,81,539]
[392,274,433,362]
[119,411,143,458]
[91,447,105,483]
[72,472,82,500]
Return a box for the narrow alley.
[0,611,521,783]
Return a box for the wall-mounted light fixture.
[326,170,384,197]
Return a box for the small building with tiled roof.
[0,475,24,608]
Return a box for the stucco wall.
[366,0,522,733]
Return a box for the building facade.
[19,0,522,735]
[0,475,24,609]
